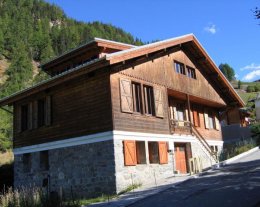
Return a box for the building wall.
[114,138,173,193]
[14,140,116,198]
[110,49,224,140]
[14,69,113,148]
[255,99,260,121]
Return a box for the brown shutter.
[154,87,164,118]
[28,102,33,130]
[193,110,199,127]
[120,79,133,113]
[123,140,137,166]
[204,109,209,129]
[16,105,21,133]
[45,96,51,126]
[158,141,168,164]
[33,100,38,129]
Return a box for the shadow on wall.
[222,124,252,143]
[0,163,13,193]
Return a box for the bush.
[250,123,260,145]
[247,85,255,92]
[255,84,260,92]
[219,138,257,161]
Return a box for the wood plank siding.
[110,49,224,140]
[13,69,113,148]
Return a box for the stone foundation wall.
[14,140,116,198]
[190,141,214,169]
[114,139,174,193]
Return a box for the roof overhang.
[0,34,245,108]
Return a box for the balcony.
[170,119,192,134]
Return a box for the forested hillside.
[0,0,143,152]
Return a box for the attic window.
[174,61,185,75]
[187,66,196,79]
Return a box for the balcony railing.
[170,119,192,134]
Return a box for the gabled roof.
[40,37,136,71]
[0,34,245,107]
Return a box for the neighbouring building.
[255,93,260,121]
[0,34,245,198]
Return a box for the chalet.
[0,34,244,198]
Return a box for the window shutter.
[154,87,164,118]
[173,106,177,119]
[120,79,133,113]
[45,96,52,126]
[193,110,199,127]
[123,140,137,166]
[158,141,168,164]
[28,102,33,130]
[33,101,38,129]
[204,109,209,129]
[214,114,220,130]
[16,105,21,133]
[185,109,189,121]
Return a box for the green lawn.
[237,91,257,103]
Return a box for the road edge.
[212,146,260,169]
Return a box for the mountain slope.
[0,0,143,152]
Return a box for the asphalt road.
[129,148,260,207]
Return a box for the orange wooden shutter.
[158,141,168,164]
[120,79,133,113]
[193,110,199,127]
[123,140,137,166]
[154,87,164,118]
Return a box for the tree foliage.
[219,63,235,81]
[254,7,260,20]
[0,0,143,152]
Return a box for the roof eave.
[0,57,108,107]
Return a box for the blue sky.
[46,0,260,82]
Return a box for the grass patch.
[78,194,118,206]
[118,183,142,195]
[0,183,142,207]
[237,91,257,103]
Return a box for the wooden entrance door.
[174,143,187,174]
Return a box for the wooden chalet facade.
[0,34,244,197]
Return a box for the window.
[21,104,29,131]
[174,61,186,75]
[18,96,52,132]
[148,142,159,163]
[23,153,31,173]
[176,103,186,121]
[40,151,49,171]
[187,66,196,79]
[38,99,46,127]
[132,82,142,113]
[144,85,155,115]
[208,111,215,129]
[123,140,168,166]
[136,141,146,164]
